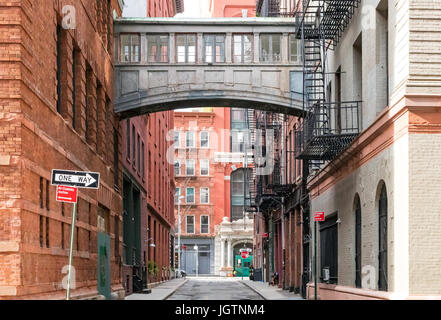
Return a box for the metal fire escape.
[294,0,361,168]
[244,108,257,213]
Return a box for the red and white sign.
[314,212,325,222]
[56,185,78,203]
[241,251,249,259]
[262,232,268,238]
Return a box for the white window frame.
[289,34,302,64]
[200,159,209,176]
[186,187,195,204]
[200,187,209,204]
[174,131,180,148]
[200,131,209,148]
[186,215,195,234]
[186,131,195,148]
[186,159,195,176]
[175,187,181,204]
[200,215,209,234]
[174,160,181,176]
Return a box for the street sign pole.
[314,220,317,300]
[66,201,77,300]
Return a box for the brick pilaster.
[85,69,97,149]
[96,85,106,157]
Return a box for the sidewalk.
[125,277,188,300]
[240,280,304,300]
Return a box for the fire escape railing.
[294,0,362,166]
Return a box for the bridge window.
[260,34,281,63]
[289,34,302,63]
[176,34,196,63]
[233,34,252,63]
[120,34,140,62]
[204,34,225,63]
[200,216,209,234]
[147,34,169,63]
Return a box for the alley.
[167,277,264,300]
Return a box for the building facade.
[120,0,182,295]
[0,0,124,299]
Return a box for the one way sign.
[51,169,100,189]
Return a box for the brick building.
[120,0,183,295]
[0,0,124,299]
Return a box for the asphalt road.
[167,277,264,300]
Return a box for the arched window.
[354,194,361,288]
[378,183,388,291]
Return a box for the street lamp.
[177,195,184,273]
[194,245,198,277]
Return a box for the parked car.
[175,269,187,278]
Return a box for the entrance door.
[234,255,253,277]
[97,232,111,299]
[198,252,210,275]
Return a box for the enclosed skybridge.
[114,17,304,118]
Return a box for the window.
[185,159,195,176]
[289,34,301,63]
[120,34,140,62]
[126,120,130,160]
[174,160,181,176]
[260,34,281,63]
[355,195,362,288]
[200,159,209,176]
[200,187,209,204]
[174,131,180,147]
[204,34,225,63]
[39,216,44,247]
[175,188,181,204]
[114,127,119,187]
[72,49,77,129]
[132,124,136,167]
[141,141,145,179]
[233,34,252,63]
[230,169,251,221]
[200,131,209,148]
[147,34,169,63]
[186,131,195,148]
[200,216,209,234]
[115,216,119,258]
[137,134,140,174]
[186,187,195,204]
[45,217,50,248]
[186,216,195,234]
[378,183,388,291]
[56,25,62,114]
[320,214,338,284]
[176,34,196,63]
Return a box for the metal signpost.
[52,169,100,300]
[313,212,325,300]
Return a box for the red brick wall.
[0,0,124,299]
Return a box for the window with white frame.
[289,34,302,63]
[233,34,252,63]
[260,34,282,63]
[176,34,196,63]
[200,159,209,176]
[174,131,180,147]
[186,216,195,234]
[174,160,181,176]
[186,187,195,204]
[186,131,195,148]
[200,131,209,148]
[204,34,225,63]
[200,187,209,204]
[186,159,195,176]
[120,34,140,62]
[200,215,209,234]
[147,34,169,63]
[175,187,181,204]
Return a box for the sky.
[122,0,210,18]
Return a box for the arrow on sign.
[55,173,96,187]
[51,169,100,189]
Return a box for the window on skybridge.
[147,34,169,63]
[260,33,281,63]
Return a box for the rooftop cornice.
[115,17,296,26]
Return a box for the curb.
[239,280,268,300]
[163,278,189,300]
